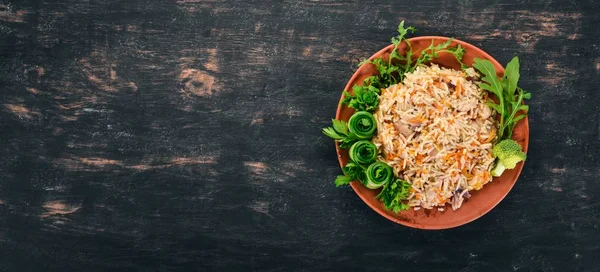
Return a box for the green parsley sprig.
[341,84,380,112]
[376,178,412,213]
[322,119,361,149]
[334,161,365,187]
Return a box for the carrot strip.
[456,81,463,96]
[483,129,496,143]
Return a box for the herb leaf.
[473,59,503,97]
[341,84,380,112]
[502,57,520,96]
[334,175,353,187]
[486,102,502,113]
[342,161,366,181]
[473,57,531,140]
[473,58,508,138]
[376,178,412,213]
[333,161,367,187]
[322,127,344,139]
[512,114,527,123]
[338,133,360,149]
[332,119,349,135]
[322,119,361,148]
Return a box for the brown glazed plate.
[335,36,529,229]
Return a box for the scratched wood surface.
[0,0,598,271]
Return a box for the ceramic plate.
[335,36,529,229]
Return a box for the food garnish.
[490,139,527,177]
[472,57,530,176]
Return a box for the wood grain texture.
[0,0,598,271]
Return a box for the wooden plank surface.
[0,0,598,271]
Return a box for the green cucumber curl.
[349,140,377,165]
[364,161,394,189]
[348,111,377,139]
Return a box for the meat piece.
[394,122,413,137]
[463,190,472,199]
[480,104,491,119]
[455,99,478,112]
[470,120,481,132]
[428,148,439,159]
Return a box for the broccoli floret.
[491,139,527,177]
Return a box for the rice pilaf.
[372,64,497,211]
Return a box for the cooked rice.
[372,64,497,211]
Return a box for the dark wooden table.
[0,0,598,271]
